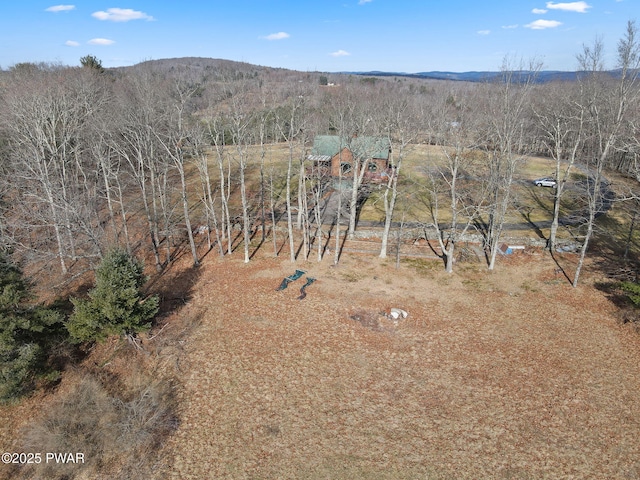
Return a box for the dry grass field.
[138,246,640,479]
[2,241,640,479]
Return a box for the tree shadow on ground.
[148,261,204,320]
[515,202,547,241]
[548,250,574,286]
[525,184,555,218]
[593,278,640,331]
[249,230,267,260]
[594,280,634,309]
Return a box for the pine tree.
[80,54,105,73]
[67,250,159,343]
[0,253,63,402]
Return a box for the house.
[307,135,393,184]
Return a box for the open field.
[205,143,637,248]
[1,232,640,478]
[142,248,640,478]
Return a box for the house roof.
[311,135,390,160]
[307,154,332,162]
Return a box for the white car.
[534,178,557,187]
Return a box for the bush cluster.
[621,281,640,307]
[20,373,176,479]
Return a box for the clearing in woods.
[144,248,640,479]
[1,247,639,478]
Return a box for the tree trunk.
[239,158,250,263]
[286,144,296,262]
[269,171,279,257]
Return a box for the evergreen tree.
[80,54,105,73]
[0,253,63,402]
[67,250,159,343]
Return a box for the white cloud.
[92,8,154,22]
[358,0,373,4]
[65,40,80,47]
[545,1,591,13]
[263,32,290,40]
[330,50,351,57]
[502,24,518,29]
[525,19,563,29]
[88,38,115,45]
[45,5,75,12]
[532,8,548,14]
[477,30,491,35]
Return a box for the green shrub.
[0,253,63,402]
[67,250,159,343]
[621,281,640,307]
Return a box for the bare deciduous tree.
[191,125,224,256]
[379,96,417,259]
[484,58,542,270]
[573,22,640,286]
[2,65,106,272]
[533,82,585,252]
[113,68,170,271]
[275,92,307,262]
[226,83,255,263]
[423,91,485,272]
[154,76,202,267]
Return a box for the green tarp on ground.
[297,277,316,300]
[276,269,306,291]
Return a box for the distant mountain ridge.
[344,70,604,83]
[113,57,608,84]
[116,57,266,72]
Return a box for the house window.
[341,162,352,175]
[368,162,378,172]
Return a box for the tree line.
[0,22,637,284]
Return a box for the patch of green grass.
[525,156,557,178]
[461,277,486,290]
[459,264,490,290]
[359,191,385,222]
[401,257,440,276]
[458,262,483,274]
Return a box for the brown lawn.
[1,238,639,479]
[142,247,640,479]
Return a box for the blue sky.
[0,1,636,72]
